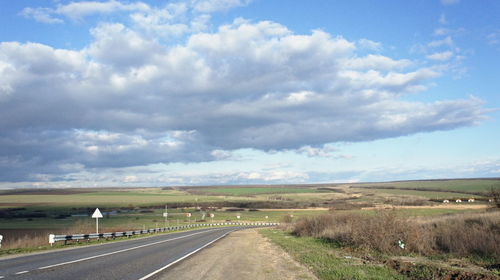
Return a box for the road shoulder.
[158,228,317,280]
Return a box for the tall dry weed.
[293,210,499,260]
[432,214,500,259]
[2,234,47,249]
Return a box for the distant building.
[443,199,450,203]
[456,199,462,203]
[468,198,475,203]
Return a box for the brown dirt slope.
[159,228,317,280]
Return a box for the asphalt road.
[0,227,241,280]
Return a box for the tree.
[489,187,500,208]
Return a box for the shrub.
[431,214,500,259]
[292,210,499,260]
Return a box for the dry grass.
[293,210,500,260]
[1,233,50,250]
[430,212,500,259]
[1,221,138,250]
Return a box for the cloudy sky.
[0,0,499,188]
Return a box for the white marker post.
[210,213,214,223]
[163,212,169,227]
[163,205,169,227]
[92,208,103,234]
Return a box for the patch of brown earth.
[158,228,317,280]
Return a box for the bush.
[292,211,500,260]
[432,214,500,259]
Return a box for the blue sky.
[0,0,499,188]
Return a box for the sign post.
[92,208,103,234]
[210,213,214,223]
[163,212,168,227]
[163,205,169,228]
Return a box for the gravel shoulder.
[158,228,317,280]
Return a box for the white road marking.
[138,229,238,280]
[16,271,29,274]
[0,276,5,278]
[37,229,220,270]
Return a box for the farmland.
[187,186,322,196]
[0,178,499,278]
[351,178,500,194]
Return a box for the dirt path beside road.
[158,228,317,280]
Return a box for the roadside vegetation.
[261,228,405,280]
[266,209,500,279]
[293,211,499,260]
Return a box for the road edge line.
[138,228,239,280]
[37,229,219,270]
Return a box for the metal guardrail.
[49,222,279,245]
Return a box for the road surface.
[0,227,241,280]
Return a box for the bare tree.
[489,187,500,208]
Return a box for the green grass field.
[0,179,497,252]
[199,187,321,196]
[355,179,500,193]
[0,191,227,207]
[358,188,484,199]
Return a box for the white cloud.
[358,38,382,52]
[427,51,453,61]
[433,27,449,36]
[0,10,489,183]
[21,0,151,23]
[22,0,252,25]
[237,170,308,182]
[130,3,191,37]
[20,7,63,24]
[487,30,500,45]
[192,0,252,13]
[342,54,412,71]
[210,149,234,160]
[298,145,338,158]
[439,14,447,25]
[56,0,150,21]
[123,175,138,183]
[428,36,454,48]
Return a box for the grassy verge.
[261,228,500,280]
[260,228,405,280]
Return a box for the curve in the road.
[0,227,245,280]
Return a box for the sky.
[0,0,499,188]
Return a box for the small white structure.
[456,199,462,203]
[443,199,450,203]
[489,199,494,203]
[468,198,475,203]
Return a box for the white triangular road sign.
[92,208,103,218]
